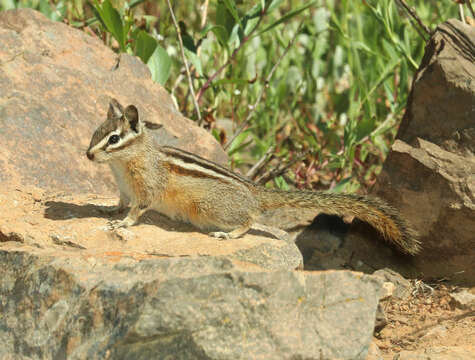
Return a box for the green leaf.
[184,48,203,76]
[214,78,249,86]
[257,0,317,36]
[38,0,53,19]
[211,128,222,143]
[147,45,172,85]
[267,0,285,13]
[135,31,157,64]
[244,16,260,37]
[200,24,229,51]
[0,0,16,10]
[227,130,251,156]
[243,2,264,20]
[274,176,290,190]
[94,0,127,51]
[355,117,375,143]
[228,23,240,47]
[216,1,235,41]
[222,0,242,29]
[329,177,352,193]
[128,0,146,9]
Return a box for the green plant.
[91,0,171,85]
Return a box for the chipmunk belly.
[153,185,201,226]
[151,174,217,229]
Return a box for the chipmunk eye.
[108,135,120,144]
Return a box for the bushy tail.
[257,189,421,255]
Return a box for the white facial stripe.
[89,130,121,153]
[107,131,137,151]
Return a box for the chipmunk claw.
[108,220,125,230]
[108,217,134,230]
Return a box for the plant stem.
[166,0,202,122]
[466,0,475,18]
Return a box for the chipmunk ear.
[124,105,139,132]
[108,98,124,119]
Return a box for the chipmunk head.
[86,99,145,163]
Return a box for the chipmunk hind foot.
[209,224,251,240]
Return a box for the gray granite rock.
[0,247,382,360]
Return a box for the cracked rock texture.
[0,246,382,360]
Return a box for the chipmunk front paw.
[108,217,135,230]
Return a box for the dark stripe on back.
[167,163,232,183]
[161,146,254,185]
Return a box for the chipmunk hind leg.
[202,185,260,239]
[207,207,258,240]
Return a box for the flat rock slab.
[0,186,302,271]
[0,186,383,359]
[0,246,382,360]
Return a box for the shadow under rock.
[44,201,112,220]
[295,214,350,264]
[295,213,417,274]
[43,201,199,234]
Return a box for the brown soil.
[374,282,475,358]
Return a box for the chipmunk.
[86,99,421,255]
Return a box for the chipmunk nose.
[86,151,94,161]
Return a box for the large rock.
[287,19,475,285]
[0,184,383,359]
[0,9,227,195]
[374,19,475,284]
[0,180,384,360]
[0,244,382,360]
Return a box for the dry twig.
[412,279,435,297]
[395,0,431,40]
[200,0,210,30]
[460,3,467,24]
[467,0,475,18]
[166,0,202,122]
[256,150,311,185]
[246,145,275,179]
